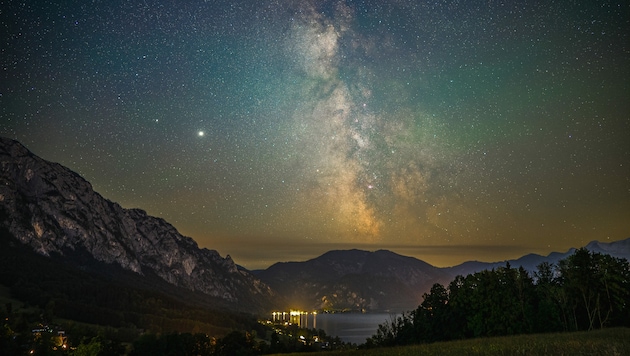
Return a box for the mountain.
[0,137,277,314]
[257,238,630,313]
[584,238,630,259]
[0,225,262,335]
[255,249,453,312]
[2,136,627,320]
[444,237,630,278]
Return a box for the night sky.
[2,1,629,269]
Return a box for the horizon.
[2,1,628,270]
[185,231,630,270]
[6,133,626,271]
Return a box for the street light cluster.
[271,310,318,329]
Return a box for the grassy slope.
[283,328,630,355]
[0,228,256,337]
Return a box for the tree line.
[2,230,628,355]
[366,248,630,347]
[1,309,350,355]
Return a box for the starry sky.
[2,0,629,269]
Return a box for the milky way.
[1,0,628,268]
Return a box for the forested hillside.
[368,248,630,347]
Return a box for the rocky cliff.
[0,137,276,312]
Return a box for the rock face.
[256,249,453,312]
[0,137,275,312]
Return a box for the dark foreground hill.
[256,249,453,312]
[0,226,258,335]
[0,136,278,316]
[330,328,630,356]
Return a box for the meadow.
[283,328,630,356]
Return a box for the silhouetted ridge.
[257,249,452,312]
[0,136,277,313]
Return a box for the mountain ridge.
[254,238,629,312]
[1,136,628,316]
[256,248,453,312]
[442,237,630,277]
[0,136,277,313]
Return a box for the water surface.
[314,313,397,345]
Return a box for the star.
[2,0,627,270]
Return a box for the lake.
[314,313,397,345]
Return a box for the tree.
[413,283,451,342]
[213,330,256,356]
[592,253,630,328]
[533,262,563,332]
[366,249,630,348]
[559,248,598,330]
[369,313,414,347]
[74,338,102,356]
[447,274,475,339]
[514,266,536,334]
[558,248,630,331]
[130,333,169,355]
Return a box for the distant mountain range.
[443,238,630,278]
[253,238,630,312]
[1,136,628,320]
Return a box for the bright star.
[197,131,204,137]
